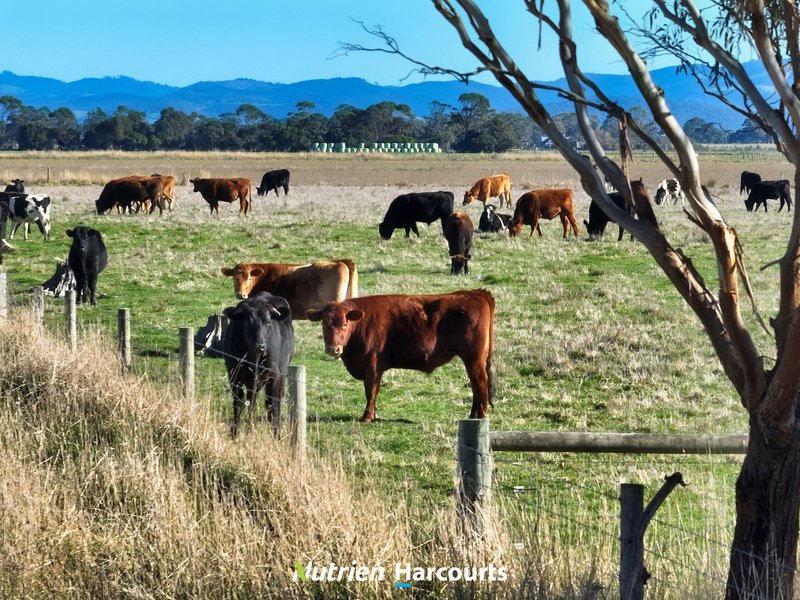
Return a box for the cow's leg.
[560,214,569,238]
[35,220,46,239]
[246,383,258,432]
[404,227,411,238]
[465,358,489,418]
[23,223,30,241]
[88,271,98,306]
[567,213,580,238]
[9,221,19,240]
[361,368,383,422]
[267,375,285,436]
[411,222,420,238]
[283,183,289,195]
[530,217,540,237]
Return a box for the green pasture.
[0,152,790,595]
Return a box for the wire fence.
[2,273,795,599]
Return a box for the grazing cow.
[66,226,108,305]
[509,189,580,238]
[96,177,164,215]
[256,169,290,197]
[584,192,633,241]
[444,211,473,275]
[150,174,176,210]
[221,259,358,319]
[654,178,685,206]
[740,171,762,196]
[223,291,295,437]
[306,289,496,422]
[379,191,454,240]
[476,204,512,233]
[4,179,24,193]
[8,194,51,241]
[190,177,252,215]
[745,180,793,212]
[463,174,512,208]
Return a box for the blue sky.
[6,1,665,87]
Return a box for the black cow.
[256,169,290,197]
[744,180,792,212]
[96,178,164,215]
[223,291,295,437]
[740,171,762,196]
[476,204,512,233]
[584,193,631,241]
[379,191,454,240]
[66,226,108,305]
[4,179,24,193]
[444,211,473,275]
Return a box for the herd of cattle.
[0,166,792,436]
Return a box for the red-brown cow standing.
[190,177,252,215]
[306,289,496,422]
[509,188,580,238]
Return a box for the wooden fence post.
[0,271,7,321]
[64,290,76,352]
[179,327,194,400]
[31,286,44,328]
[620,484,645,600]
[457,419,492,533]
[619,473,686,600]
[288,365,307,457]
[118,308,131,372]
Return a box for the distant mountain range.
[0,63,774,130]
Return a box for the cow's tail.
[484,290,496,409]
[339,258,359,298]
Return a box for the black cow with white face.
[223,291,295,437]
[476,204,512,233]
[745,180,792,212]
[256,169,290,197]
[66,226,108,305]
[9,194,51,241]
[584,192,632,241]
[379,191,454,240]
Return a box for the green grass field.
[0,150,791,597]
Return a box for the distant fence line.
[313,141,442,153]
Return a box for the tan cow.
[463,174,512,208]
[509,188,580,238]
[221,259,359,320]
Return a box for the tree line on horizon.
[0,92,770,154]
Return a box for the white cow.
[654,178,685,206]
[9,194,51,240]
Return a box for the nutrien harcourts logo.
[292,560,508,587]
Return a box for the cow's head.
[378,221,393,241]
[223,293,290,355]
[256,186,266,197]
[449,253,471,275]
[221,263,263,300]
[509,217,523,238]
[654,186,666,205]
[306,303,364,358]
[190,178,200,192]
[744,197,755,212]
[66,226,100,255]
[463,191,477,206]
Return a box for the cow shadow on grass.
[313,414,416,425]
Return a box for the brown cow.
[221,259,358,319]
[150,174,176,210]
[190,177,252,215]
[115,175,172,214]
[509,188,580,238]
[463,174,512,208]
[306,290,496,422]
[444,211,473,275]
[95,177,164,215]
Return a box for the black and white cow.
[256,169,290,197]
[745,180,792,212]
[9,194,51,241]
[223,291,295,437]
[654,178,685,206]
[476,203,512,233]
[4,179,24,193]
[66,226,108,305]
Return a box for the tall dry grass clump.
[0,316,420,598]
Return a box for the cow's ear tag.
[245,401,251,407]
